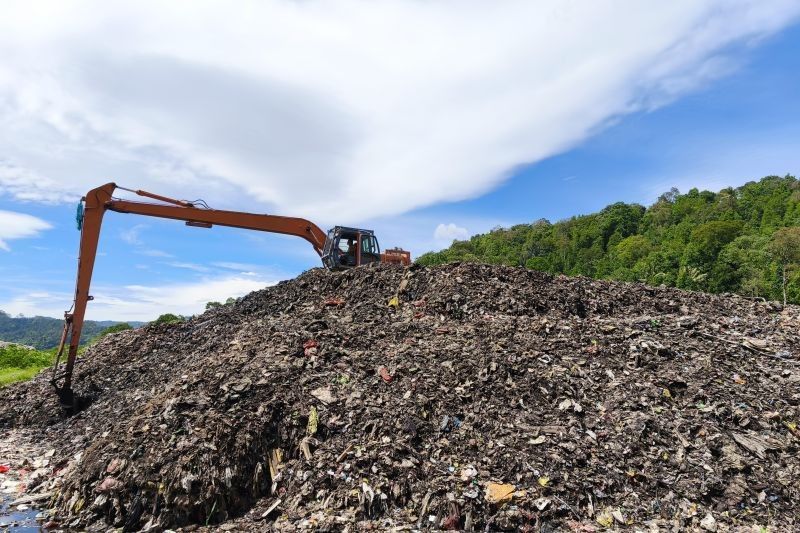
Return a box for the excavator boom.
[52,183,406,409]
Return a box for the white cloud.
[164,261,210,272]
[0,210,52,250]
[136,248,173,258]
[0,1,798,223]
[434,223,470,243]
[95,276,275,321]
[0,274,276,321]
[212,261,260,272]
[120,224,147,245]
[0,160,79,204]
[0,291,73,318]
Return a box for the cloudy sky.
[1,0,799,321]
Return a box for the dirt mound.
[1,263,799,531]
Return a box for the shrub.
[152,313,183,325]
[0,344,54,387]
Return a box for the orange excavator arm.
[51,183,327,405]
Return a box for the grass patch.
[0,323,135,387]
[0,366,45,387]
[0,344,54,387]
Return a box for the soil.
[0,263,798,531]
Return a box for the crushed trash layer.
[1,263,799,531]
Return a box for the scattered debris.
[731,431,783,460]
[378,366,393,383]
[700,512,718,532]
[310,386,334,404]
[0,430,54,529]
[0,262,798,531]
[485,483,515,504]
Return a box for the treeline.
[0,298,240,350]
[0,300,238,387]
[0,321,141,387]
[0,311,144,350]
[418,175,800,304]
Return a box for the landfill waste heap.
[0,263,799,531]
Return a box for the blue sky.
[0,1,799,321]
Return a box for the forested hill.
[0,311,141,350]
[418,175,800,304]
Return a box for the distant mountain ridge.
[0,311,144,350]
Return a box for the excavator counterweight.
[52,183,410,410]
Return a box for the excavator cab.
[321,226,382,270]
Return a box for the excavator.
[51,182,411,410]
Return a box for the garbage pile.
[1,263,799,531]
[0,430,56,529]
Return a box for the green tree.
[712,235,771,297]
[88,322,134,344]
[689,221,743,263]
[152,313,183,325]
[767,226,800,305]
[100,323,133,336]
[613,235,652,268]
[416,175,800,304]
[0,312,138,349]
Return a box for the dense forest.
[0,311,142,349]
[418,175,800,304]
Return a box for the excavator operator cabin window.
[336,232,355,253]
[361,235,377,255]
[335,231,358,266]
[323,229,336,256]
[360,234,381,264]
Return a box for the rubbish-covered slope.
[1,263,799,531]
